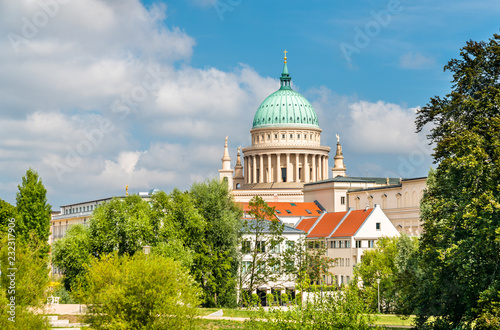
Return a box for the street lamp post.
[376,278,381,314]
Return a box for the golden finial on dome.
[126,185,129,196]
[283,49,288,63]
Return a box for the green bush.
[245,287,378,330]
[77,252,200,329]
[266,293,274,306]
[281,293,289,306]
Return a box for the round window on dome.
[282,117,285,121]
[275,117,278,121]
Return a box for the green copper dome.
[252,60,319,129]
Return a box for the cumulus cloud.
[399,52,436,69]
[0,0,277,206]
[346,100,424,153]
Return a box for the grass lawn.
[197,308,259,318]
[372,314,415,326]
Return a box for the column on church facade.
[312,154,316,182]
[305,154,310,183]
[252,155,257,184]
[244,156,248,184]
[286,153,290,182]
[276,153,281,182]
[325,155,329,180]
[259,154,264,183]
[319,156,323,181]
[295,153,300,182]
[267,154,272,183]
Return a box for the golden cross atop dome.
[283,49,288,63]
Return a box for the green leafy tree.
[190,179,242,307]
[352,235,419,314]
[0,234,51,329]
[15,168,52,244]
[52,224,91,291]
[239,196,285,304]
[0,199,17,235]
[353,236,398,313]
[414,33,500,328]
[89,194,156,256]
[282,237,334,299]
[77,252,200,329]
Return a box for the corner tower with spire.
[219,136,234,190]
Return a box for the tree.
[239,196,285,304]
[190,179,243,307]
[52,224,91,291]
[89,194,157,257]
[352,235,419,314]
[15,168,52,244]
[0,199,16,235]
[0,233,51,329]
[77,252,200,329]
[414,33,500,328]
[353,236,398,313]
[281,237,334,297]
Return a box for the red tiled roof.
[308,211,347,238]
[329,208,373,237]
[296,217,319,232]
[239,202,322,217]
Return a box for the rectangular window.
[346,276,350,283]
[356,240,362,248]
[256,241,265,253]
[275,134,278,139]
[368,240,375,248]
[333,241,337,248]
[286,240,295,250]
[242,261,251,274]
[376,222,381,230]
[242,240,251,254]
[339,241,344,248]
[347,258,350,267]
[271,243,280,254]
[341,196,345,205]
[345,240,350,248]
[330,241,333,249]
[308,241,314,249]
[290,134,293,139]
[282,134,285,139]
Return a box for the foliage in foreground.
[76,252,200,329]
[244,287,378,330]
[53,179,242,308]
[414,33,500,328]
[354,235,419,314]
[0,234,51,329]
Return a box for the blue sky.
[0,0,498,208]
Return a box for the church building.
[220,52,346,203]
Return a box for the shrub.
[77,252,200,329]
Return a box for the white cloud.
[346,100,425,153]
[399,52,436,69]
